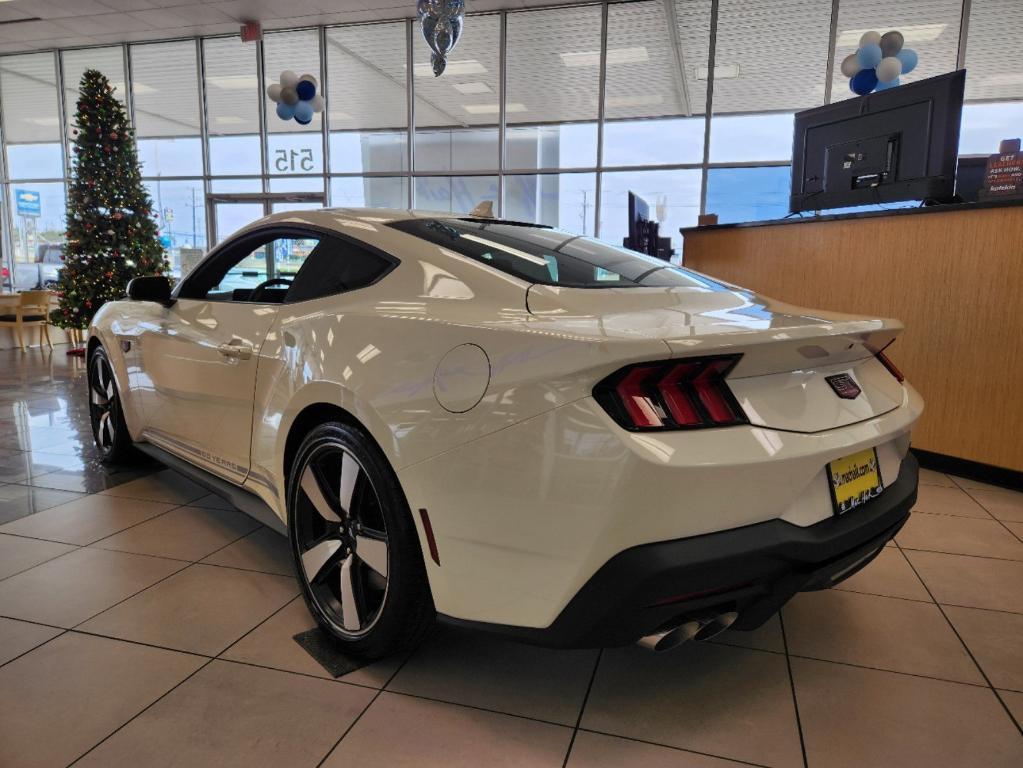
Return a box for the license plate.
[828,448,884,515]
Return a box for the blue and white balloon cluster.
[842,31,918,96]
[266,71,324,125]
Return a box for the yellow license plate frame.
[828,447,884,515]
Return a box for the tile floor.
[0,348,1021,768]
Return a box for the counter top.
[681,197,1023,234]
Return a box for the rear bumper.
[441,453,918,648]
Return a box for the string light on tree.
[51,69,168,342]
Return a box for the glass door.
[207,192,325,246]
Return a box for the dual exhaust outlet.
[637,610,739,652]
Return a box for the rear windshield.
[388,218,713,289]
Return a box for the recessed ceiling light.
[837,23,947,47]
[695,63,740,80]
[463,102,526,114]
[412,60,487,77]
[560,47,649,67]
[452,81,492,95]
[207,75,257,90]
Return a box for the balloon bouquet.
[266,71,324,124]
[841,31,919,96]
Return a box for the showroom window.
[600,168,702,251]
[505,5,602,171]
[602,0,710,168]
[129,40,205,276]
[327,22,408,176]
[131,40,203,178]
[264,30,324,177]
[2,1,1021,274]
[829,0,963,102]
[706,166,792,224]
[503,173,597,233]
[0,53,66,274]
[204,36,261,177]
[414,13,501,174]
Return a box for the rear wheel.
[87,346,137,464]
[288,422,433,659]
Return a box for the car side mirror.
[127,276,174,306]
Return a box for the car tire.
[288,422,434,659]
[87,346,138,464]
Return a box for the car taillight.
[876,350,904,382]
[594,355,747,431]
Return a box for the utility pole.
[579,190,593,235]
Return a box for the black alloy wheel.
[289,423,433,658]
[87,346,136,464]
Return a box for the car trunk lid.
[526,281,906,433]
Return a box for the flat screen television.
[623,191,672,260]
[790,70,965,213]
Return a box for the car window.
[191,235,320,303]
[285,236,394,304]
[387,218,714,289]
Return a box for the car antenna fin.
[469,200,495,218]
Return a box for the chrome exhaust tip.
[637,611,739,652]
[692,610,738,642]
[637,619,702,652]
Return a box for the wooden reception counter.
[682,200,1023,474]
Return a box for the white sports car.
[88,208,922,657]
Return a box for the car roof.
[254,207,461,228]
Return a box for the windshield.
[388,218,712,289]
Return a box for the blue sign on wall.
[15,188,41,217]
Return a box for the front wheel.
[87,346,138,464]
[288,422,434,659]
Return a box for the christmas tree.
[51,69,168,330]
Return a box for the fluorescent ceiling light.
[837,23,947,47]
[982,73,1023,86]
[23,116,59,126]
[130,81,156,94]
[604,94,664,108]
[412,60,487,77]
[560,47,649,67]
[213,115,246,125]
[463,102,526,114]
[207,75,257,90]
[452,81,492,95]
[695,63,740,80]
[329,110,354,121]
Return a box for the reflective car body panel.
[89,207,923,630]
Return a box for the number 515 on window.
[274,148,315,172]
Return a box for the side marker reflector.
[419,508,441,566]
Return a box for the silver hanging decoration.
[417,0,465,77]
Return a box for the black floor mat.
[292,628,374,678]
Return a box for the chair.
[0,290,52,352]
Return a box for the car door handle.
[217,341,253,360]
